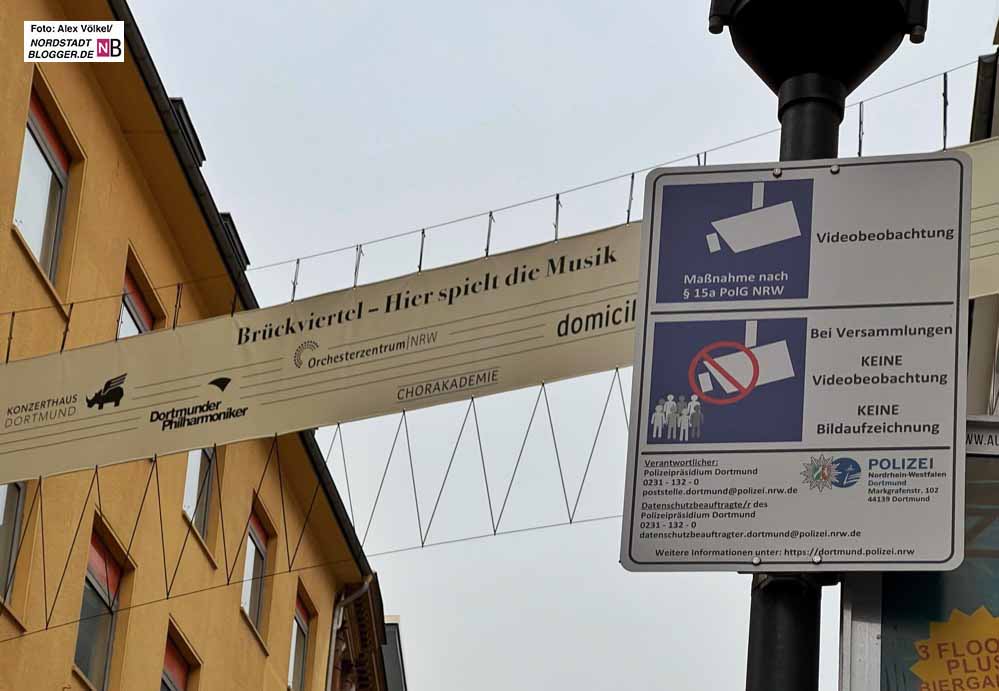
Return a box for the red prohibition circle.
[687,340,760,406]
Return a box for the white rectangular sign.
[621,153,970,572]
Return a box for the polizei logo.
[149,400,248,431]
[800,455,861,492]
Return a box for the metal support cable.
[168,445,217,596]
[1,510,627,647]
[95,463,104,517]
[422,401,473,545]
[571,371,618,522]
[290,480,321,569]
[213,448,231,578]
[352,245,364,288]
[323,425,355,526]
[943,71,950,150]
[402,412,424,545]
[7,480,41,606]
[496,385,544,530]
[616,369,630,428]
[5,312,14,363]
[114,295,124,341]
[172,284,183,329]
[153,457,170,598]
[553,194,562,241]
[291,258,301,302]
[361,414,405,547]
[338,424,355,526]
[38,476,47,628]
[541,384,572,522]
[112,461,156,608]
[858,101,864,157]
[471,398,497,534]
[375,512,623,559]
[322,424,340,470]
[274,437,293,571]
[0,58,981,324]
[626,173,635,224]
[47,469,98,626]
[485,212,494,257]
[95,468,116,624]
[60,303,74,352]
[226,437,277,583]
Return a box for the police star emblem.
[801,455,835,492]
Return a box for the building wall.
[0,1,362,689]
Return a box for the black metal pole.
[778,73,846,161]
[743,72,845,691]
[708,0,929,691]
[707,3,929,689]
[746,575,822,691]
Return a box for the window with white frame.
[117,271,154,338]
[289,596,310,690]
[0,482,24,601]
[183,447,215,540]
[12,92,69,280]
[241,512,268,630]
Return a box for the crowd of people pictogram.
[650,394,703,441]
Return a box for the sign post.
[624,5,940,691]
[621,154,970,572]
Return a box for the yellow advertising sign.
[912,607,999,690]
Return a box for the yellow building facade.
[0,1,387,690]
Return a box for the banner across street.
[6,140,999,493]
[0,223,639,484]
[620,152,971,573]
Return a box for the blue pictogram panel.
[646,317,807,444]
[657,180,813,303]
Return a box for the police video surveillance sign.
[621,153,971,573]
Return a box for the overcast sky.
[128,2,998,689]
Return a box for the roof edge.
[106,0,372,579]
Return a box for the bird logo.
[209,377,232,392]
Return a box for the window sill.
[71,665,99,691]
[0,596,27,633]
[181,512,219,570]
[9,223,69,320]
[239,607,269,657]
